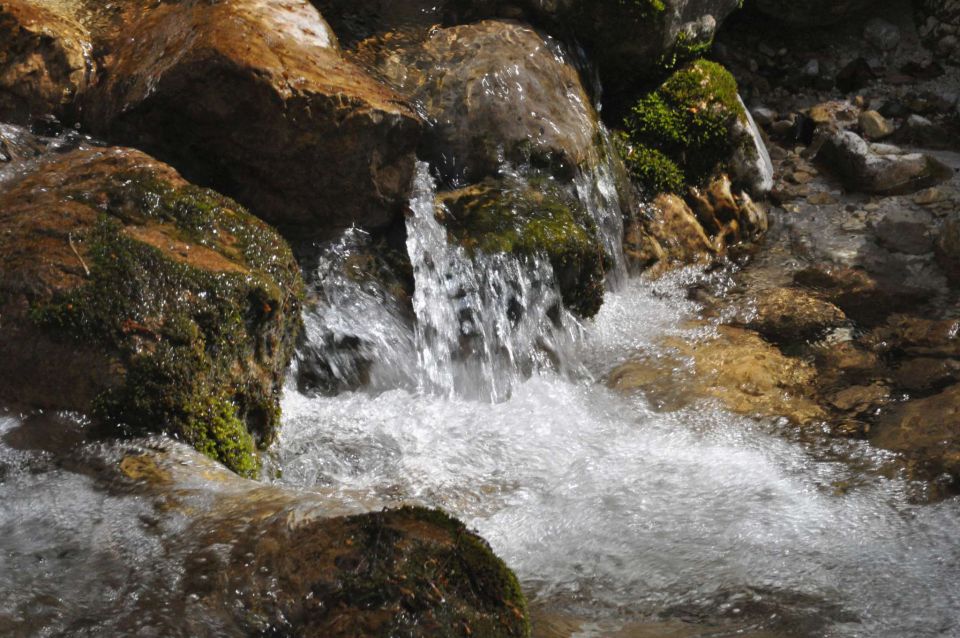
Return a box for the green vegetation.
[33,171,303,476]
[619,60,746,194]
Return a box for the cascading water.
[274,166,960,636]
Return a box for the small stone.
[803,59,821,77]
[914,188,946,206]
[864,18,901,51]
[771,120,794,136]
[858,110,895,139]
[751,106,778,127]
[808,191,838,205]
[789,170,815,184]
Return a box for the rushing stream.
[2,158,960,637]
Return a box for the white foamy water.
[277,270,960,636]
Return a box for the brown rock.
[793,266,930,327]
[611,325,824,425]
[892,357,960,393]
[370,20,599,185]
[646,193,717,266]
[873,384,960,485]
[0,145,304,476]
[82,0,421,238]
[858,110,895,140]
[866,314,960,358]
[0,0,94,123]
[745,287,847,344]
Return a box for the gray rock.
[817,130,953,195]
[864,18,901,51]
[874,209,936,255]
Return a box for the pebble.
[864,18,901,52]
[859,110,895,139]
[808,191,838,205]
[914,188,946,205]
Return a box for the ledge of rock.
[0,143,304,476]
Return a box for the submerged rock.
[81,0,421,238]
[0,146,303,476]
[744,287,847,345]
[0,0,93,124]
[437,179,608,318]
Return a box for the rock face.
[753,0,870,25]
[0,144,304,476]
[0,0,93,123]
[371,20,599,186]
[81,0,421,238]
[447,0,741,99]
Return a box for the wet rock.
[436,179,608,318]
[866,315,960,358]
[863,18,901,52]
[611,325,825,425]
[816,130,952,196]
[636,193,717,268]
[858,110,895,140]
[873,384,960,487]
[0,0,94,123]
[83,0,421,239]
[687,173,768,243]
[309,0,442,46]
[744,287,846,345]
[936,213,960,283]
[826,383,890,416]
[446,0,741,100]
[0,146,304,476]
[892,357,960,394]
[105,440,531,637]
[370,20,599,185]
[874,209,936,255]
[793,266,930,327]
[753,0,869,25]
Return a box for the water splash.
[406,162,582,401]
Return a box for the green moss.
[330,506,530,637]
[620,60,746,193]
[438,180,608,318]
[614,132,685,194]
[33,170,303,476]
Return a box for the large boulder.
[80,0,422,238]
[752,0,870,26]
[446,0,741,100]
[370,20,600,185]
[0,143,304,476]
[0,0,94,123]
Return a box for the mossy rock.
[619,59,749,194]
[437,180,609,318]
[0,146,304,477]
[445,0,740,105]
[225,505,530,637]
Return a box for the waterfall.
[405,161,582,401]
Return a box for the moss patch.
[619,60,746,194]
[437,180,609,318]
[31,164,303,477]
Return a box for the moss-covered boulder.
[0,146,303,476]
[619,60,757,195]
[0,0,94,124]
[437,180,608,318]
[446,0,741,102]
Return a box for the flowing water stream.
[277,164,960,636]
[2,156,960,636]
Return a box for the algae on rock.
[0,146,303,476]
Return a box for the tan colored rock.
[646,193,718,266]
[745,287,847,344]
[793,266,930,327]
[610,325,824,425]
[866,314,960,358]
[0,0,94,123]
[82,0,421,238]
[858,110,895,140]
